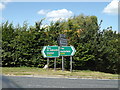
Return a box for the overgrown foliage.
[1,14,120,74]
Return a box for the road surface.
[2,75,119,88]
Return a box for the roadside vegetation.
[2,67,118,79]
[1,14,120,74]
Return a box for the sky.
[0,0,119,31]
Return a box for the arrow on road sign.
[60,46,76,56]
[41,46,59,58]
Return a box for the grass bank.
[2,67,118,79]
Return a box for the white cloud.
[0,3,5,10]
[40,24,49,29]
[2,0,12,3]
[103,0,119,15]
[0,0,12,10]
[38,9,74,22]
[0,17,4,21]
[46,9,73,22]
[38,9,49,15]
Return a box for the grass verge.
[2,67,118,79]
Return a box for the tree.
[1,15,119,74]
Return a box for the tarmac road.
[2,75,119,88]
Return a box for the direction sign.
[59,39,67,46]
[41,46,59,58]
[59,34,66,38]
[58,34,68,46]
[60,46,76,56]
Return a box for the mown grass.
[2,67,118,79]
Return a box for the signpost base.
[62,56,64,71]
[54,58,56,71]
[70,56,72,72]
[47,58,49,70]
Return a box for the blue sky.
[1,1,118,31]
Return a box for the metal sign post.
[62,56,64,71]
[70,56,72,72]
[47,58,49,70]
[54,58,56,71]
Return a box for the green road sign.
[41,46,59,58]
[60,46,76,56]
